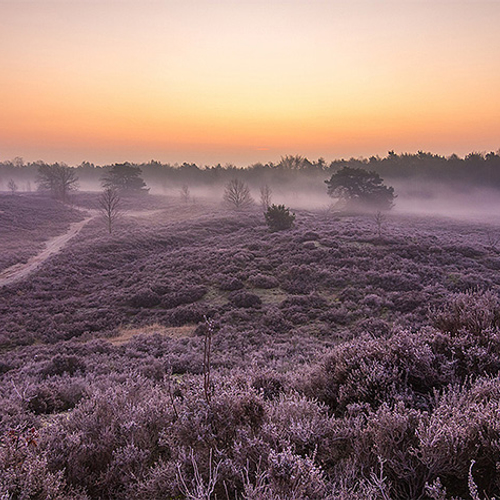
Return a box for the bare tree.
[36,163,78,202]
[223,178,254,210]
[180,184,190,204]
[260,184,272,210]
[7,179,18,195]
[98,187,121,234]
[372,211,386,239]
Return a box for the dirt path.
[0,205,206,288]
[0,214,96,288]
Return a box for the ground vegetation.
[1,193,500,498]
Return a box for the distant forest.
[1,150,500,191]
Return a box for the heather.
[0,194,84,271]
[2,193,500,498]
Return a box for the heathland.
[1,188,500,499]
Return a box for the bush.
[42,354,86,378]
[430,289,500,335]
[216,275,245,291]
[128,289,161,308]
[248,273,279,289]
[160,286,207,309]
[229,290,262,308]
[265,204,295,232]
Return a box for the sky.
[1,0,499,166]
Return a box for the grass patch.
[251,287,288,305]
[109,323,195,346]
[203,286,229,306]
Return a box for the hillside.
[0,194,84,272]
[1,194,500,499]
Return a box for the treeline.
[1,150,500,190]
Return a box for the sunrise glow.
[1,1,499,165]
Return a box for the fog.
[141,178,500,225]
[390,180,500,224]
[3,171,500,225]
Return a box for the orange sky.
[1,1,499,166]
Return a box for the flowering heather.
[0,194,84,271]
[2,193,500,498]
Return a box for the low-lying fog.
[2,176,500,224]
[146,179,500,224]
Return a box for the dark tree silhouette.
[325,167,395,211]
[98,187,121,234]
[265,204,295,231]
[102,163,149,193]
[36,163,78,202]
[223,178,254,210]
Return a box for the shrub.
[128,289,161,308]
[417,380,500,497]
[168,304,209,326]
[266,446,327,499]
[42,381,174,498]
[160,286,207,309]
[216,275,245,291]
[248,273,279,289]
[0,437,69,499]
[27,380,85,414]
[229,291,262,308]
[252,373,284,400]
[265,204,296,232]
[42,354,86,378]
[430,289,500,335]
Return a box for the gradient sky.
[1,1,499,166]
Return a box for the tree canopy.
[102,163,149,193]
[325,167,395,211]
[36,163,78,201]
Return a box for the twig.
[203,315,215,405]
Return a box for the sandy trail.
[0,205,205,288]
[0,214,96,288]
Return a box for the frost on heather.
[2,193,500,498]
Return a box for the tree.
[265,204,295,231]
[7,179,18,195]
[223,178,254,210]
[325,167,395,211]
[179,184,190,204]
[102,163,149,193]
[260,184,272,210]
[36,163,78,202]
[372,211,386,239]
[98,187,121,234]
[278,155,310,170]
